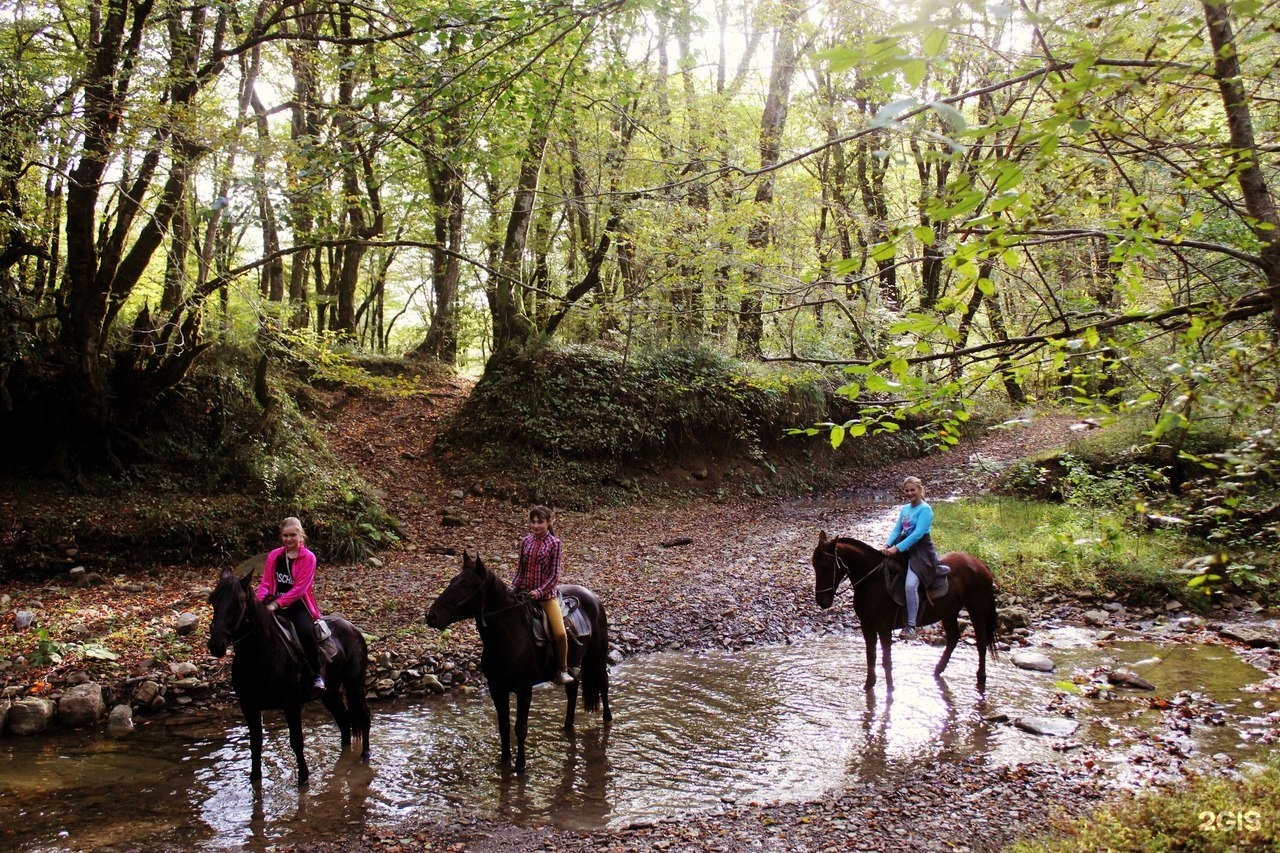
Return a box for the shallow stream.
[2,630,1276,851]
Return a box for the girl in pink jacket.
[256,516,325,692]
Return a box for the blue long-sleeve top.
[886,501,934,552]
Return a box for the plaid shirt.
[514,532,562,601]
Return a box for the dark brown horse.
[207,567,371,785]
[425,549,613,774]
[812,531,998,692]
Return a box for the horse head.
[426,547,492,629]
[207,567,254,657]
[812,531,848,609]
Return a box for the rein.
[817,542,883,598]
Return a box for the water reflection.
[1,633,1275,850]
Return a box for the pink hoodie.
[255,545,321,620]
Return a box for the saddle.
[527,591,592,646]
[884,558,951,609]
[271,613,341,664]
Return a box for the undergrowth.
[437,342,926,507]
[1009,758,1280,851]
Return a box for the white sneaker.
[900,627,917,641]
[554,671,575,685]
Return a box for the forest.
[1,0,1277,528]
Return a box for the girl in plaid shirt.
[513,505,574,685]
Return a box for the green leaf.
[871,240,898,261]
[903,59,927,88]
[922,28,948,57]
[830,424,846,449]
[913,226,936,245]
[927,101,967,132]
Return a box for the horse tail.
[581,602,609,714]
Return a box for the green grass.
[1008,759,1280,851]
[937,497,1203,603]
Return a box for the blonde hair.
[902,476,925,494]
[280,516,307,542]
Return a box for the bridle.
[815,540,883,599]
[447,566,527,628]
[212,581,255,648]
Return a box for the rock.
[1083,610,1110,626]
[1106,668,1156,690]
[999,607,1031,630]
[169,661,199,678]
[7,697,57,734]
[69,566,86,580]
[1095,630,1118,642]
[14,610,35,630]
[449,489,466,501]
[132,680,166,712]
[0,695,8,731]
[1011,651,1056,672]
[367,556,384,569]
[420,674,444,694]
[106,704,135,737]
[174,612,200,636]
[1164,600,1183,612]
[607,648,625,666]
[440,513,469,527]
[58,683,107,726]
[1218,628,1278,648]
[1013,716,1079,737]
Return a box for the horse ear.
[239,569,254,590]
[818,530,829,544]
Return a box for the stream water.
[2,630,1276,851]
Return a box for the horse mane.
[832,535,880,558]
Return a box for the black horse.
[812,531,998,692]
[425,549,613,774]
[207,567,371,785]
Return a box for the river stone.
[1083,610,1110,626]
[7,697,56,734]
[420,674,444,694]
[133,680,166,711]
[999,606,1031,630]
[1218,627,1279,648]
[1011,651,1056,672]
[1107,668,1156,690]
[14,610,35,630]
[1014,716,1079,737]
[174,612,200,636]
[58,683,107,726]
[169,661,199,678]
[106,704,135,738]
[0,695,9,731]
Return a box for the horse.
[207,567,371,785]
[425,548,613,774]
[811,531,998,692]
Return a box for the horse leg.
[934,616,961,678]
[861,625,878,691]
[349,675,372,761]
[243,703,264,781]
[564,680,579,731]
[880,626,895,693]
[514,685,533,775]
[285,703,309,786]
[489,685,512,766]
[321,685,351,750]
